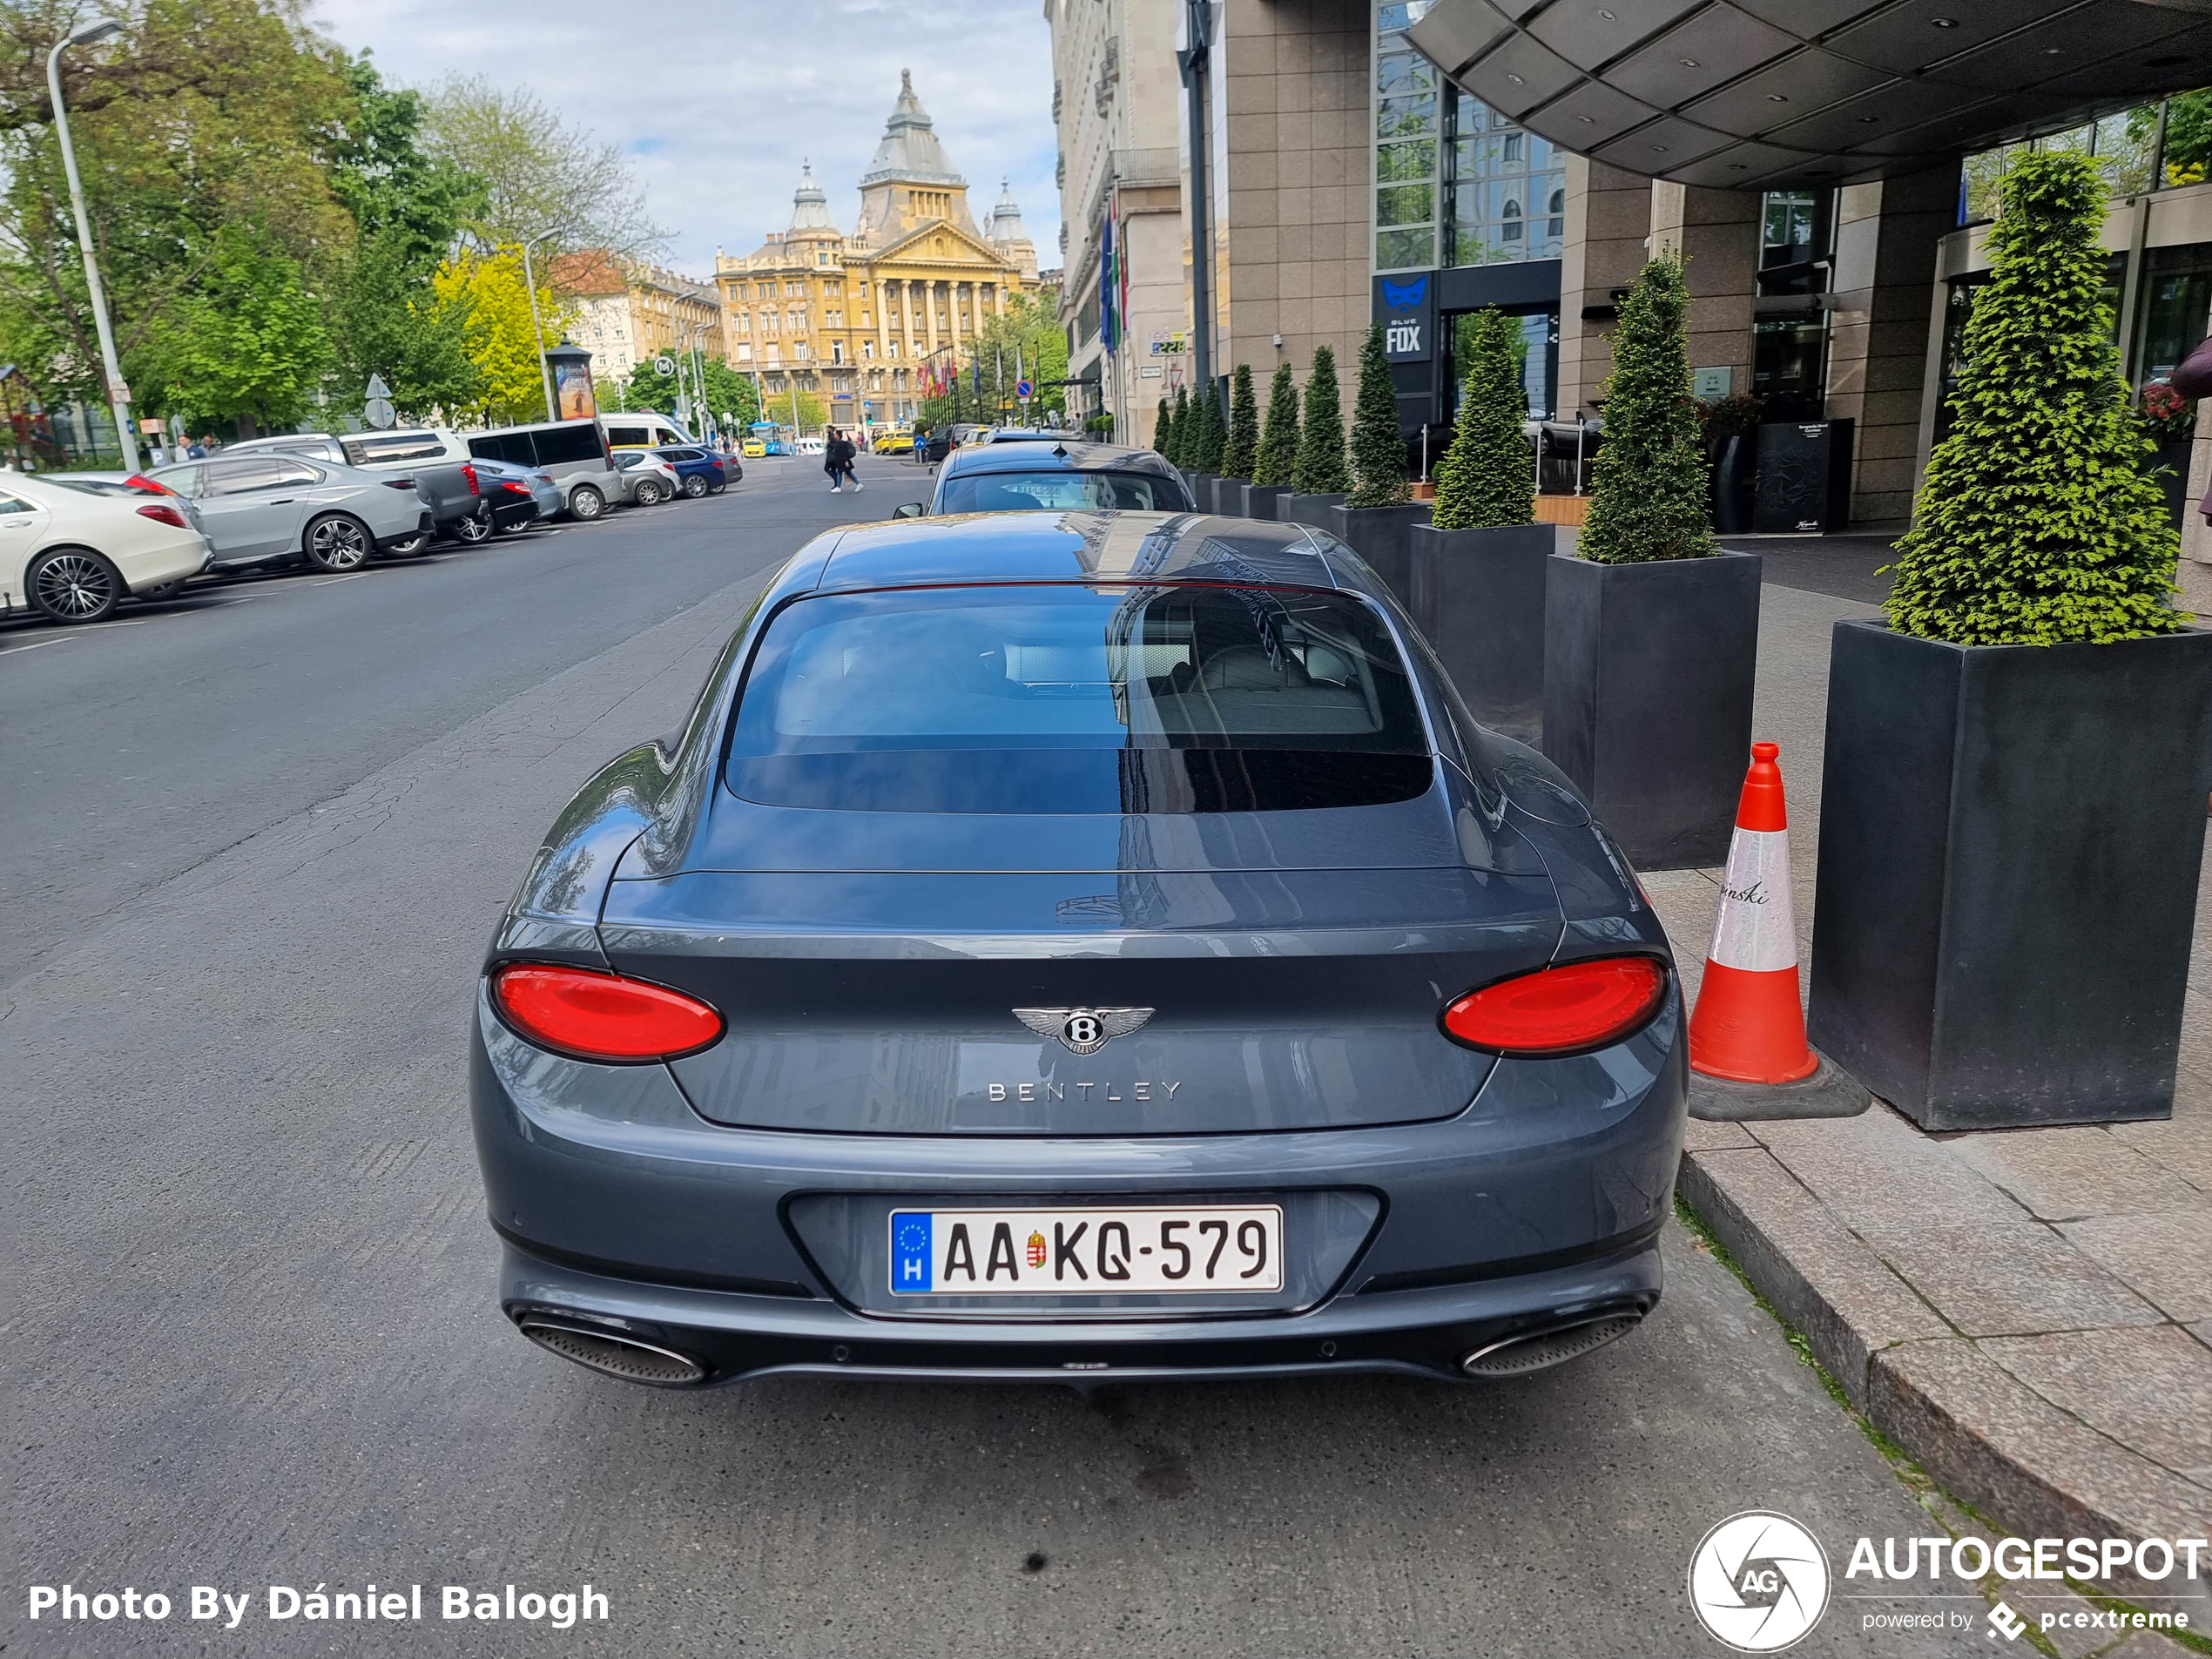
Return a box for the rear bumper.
[376,511,434,549]
[470,984,1688,1385]
[496,1229,1663,1386]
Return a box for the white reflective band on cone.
[1706,827,1798,973]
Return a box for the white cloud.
[312,0,1062,280]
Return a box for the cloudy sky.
[312,0,1062,279]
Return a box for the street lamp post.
[516,232,559,421]
[45,17,137,472]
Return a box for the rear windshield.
[341,433,447,467]
[937,469,1190,513]
[725,583,1432,813]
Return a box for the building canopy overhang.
[1406,0,2212,190]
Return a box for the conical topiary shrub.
[1190,380,1226,474]
[1153,395,1172,460]
[1165,385,1190,467]
[1432,307,1534,530]
[1256,361,1299,487]
[1887,151,2181,644]
[1577,256,1713,563]
[1291,346,1347,495]
[1221,364,1258,482]
[1347,323,1410,508]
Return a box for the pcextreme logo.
[1688,1511,1832,1652]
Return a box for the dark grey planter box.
[1190,474,1220,514]
[1807,620,2212,1130]
[1277,492,1345,531]
[1236,483,1286,520]
[1409,523,1557,745]
[1327,502,1432,608]
[1541,550,1762,871]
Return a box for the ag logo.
[1687,1512,1831,1652]
[1013,1007,1154,1056]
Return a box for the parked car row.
[2,418,739,626]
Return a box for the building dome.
[787,161,840,240]
[987,179,1029,245]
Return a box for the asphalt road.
[5,460,1984,1656]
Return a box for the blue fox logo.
[1381,275,1428,310]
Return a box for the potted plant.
[1218,364,1258,515]
[1240,360,1299,521]
[1698,392,1764,536]
[1541,254,1761,869]
[1281,345,1348,530]
[1807,151,2211,1130]
[1187,379,1226,512]
[2137,378,2196,525]
[1326,323,1428,603]
[1409,307,1552,743]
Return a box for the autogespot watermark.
[1688,1514,2209,1651]
[24,1582,610,1630]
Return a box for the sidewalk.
[1647,565,2212,1583]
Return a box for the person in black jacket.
[824,428,847,492]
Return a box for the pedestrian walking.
[835,431,860,492]
[824,428,846,493]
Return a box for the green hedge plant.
[1189,379,1226,474]
[1432,307,1534,530]
[1222,364,1258,482]
[1165,385,1190,467]
[1886,150,2181,644]
[1291,346,1348,496]
[1256,361,1299,486]
[1152,396,1171,460]
[1577,256,1714,563]
[1347,323,1411,508]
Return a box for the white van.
[600,411,698,452]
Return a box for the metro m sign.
[1375,272,1435,365]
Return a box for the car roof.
[940,441,1174,478]
[813,509,1352,595]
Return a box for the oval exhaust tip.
[518,1317,708,1387]
[1460,1312,1642,1378]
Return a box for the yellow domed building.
[715,71,1042,430]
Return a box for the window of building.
[796,342,809,361]
[1753,189,1836,422]
[1372,4,1439,273]
[832,341,846,365]
[827,309,844,327]
[862,340,875,359]
[2135,242,2212,381]
[737,343,752,361]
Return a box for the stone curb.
[1677,1146,2212,1607]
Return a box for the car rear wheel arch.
[27,544,123,623]
[303,511,372,571]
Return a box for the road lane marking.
[309,573,366,587]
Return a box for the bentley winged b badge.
[1014,1007,1155,1056]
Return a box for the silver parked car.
[611,450,682,507]
[147,454,433,574]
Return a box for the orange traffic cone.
[1689,742,1818,1085]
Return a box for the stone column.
[1649,182,1759,399]
[925,279,941,358]
[1822,159,1962,526]
[1555,156,1656,419]
[949,281,965,352]
[874,278,890,366]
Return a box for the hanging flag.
[1100,209,1118,356]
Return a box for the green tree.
[1152,395,1171,457]
[1221,363,1258,481]
[424,77,660,257]
[1164,384,1190,467]
[1347,323,1409,508]
[1291,345,1347,495]
[1887,152,2180,644]
[139,219,330,435]
[1188,379,1225,473]
[1255,361,1299,486]
[326,229,479,421]
[1577,257,1714,563]
[970,292,1069,421]
[1432,308,1534,530]
[698,358,762,429]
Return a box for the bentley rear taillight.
[1441,957,1666,1055]
[490,964,724,1062]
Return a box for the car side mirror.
[892,502,925,519]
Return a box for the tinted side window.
[268,462,322,487]
[604,424,648,448]
[149,466,203,497]
[466,433,531,466]
[342,433,447,466]
[531,423,605,466]
[0,490,36,515]
[205,459,295,496]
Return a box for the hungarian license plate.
[889,1204,1284,1295]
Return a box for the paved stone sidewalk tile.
[1976,1326,2212,1490]
[1681,1117,1759,1152]
[1950,1128,2207,1221]
[1752,1108,2035,1232]
[2099,1633,2202,1659]
[1868,1339,2212,1576]
[2107,1114,2212,1194]
[2057,1210,2212,1325]
[1867,1219,2165,1339]
[1678,1148,1948,1405]
[2193,1322,2212,1352]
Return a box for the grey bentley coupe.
[469,509,1685,1389]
